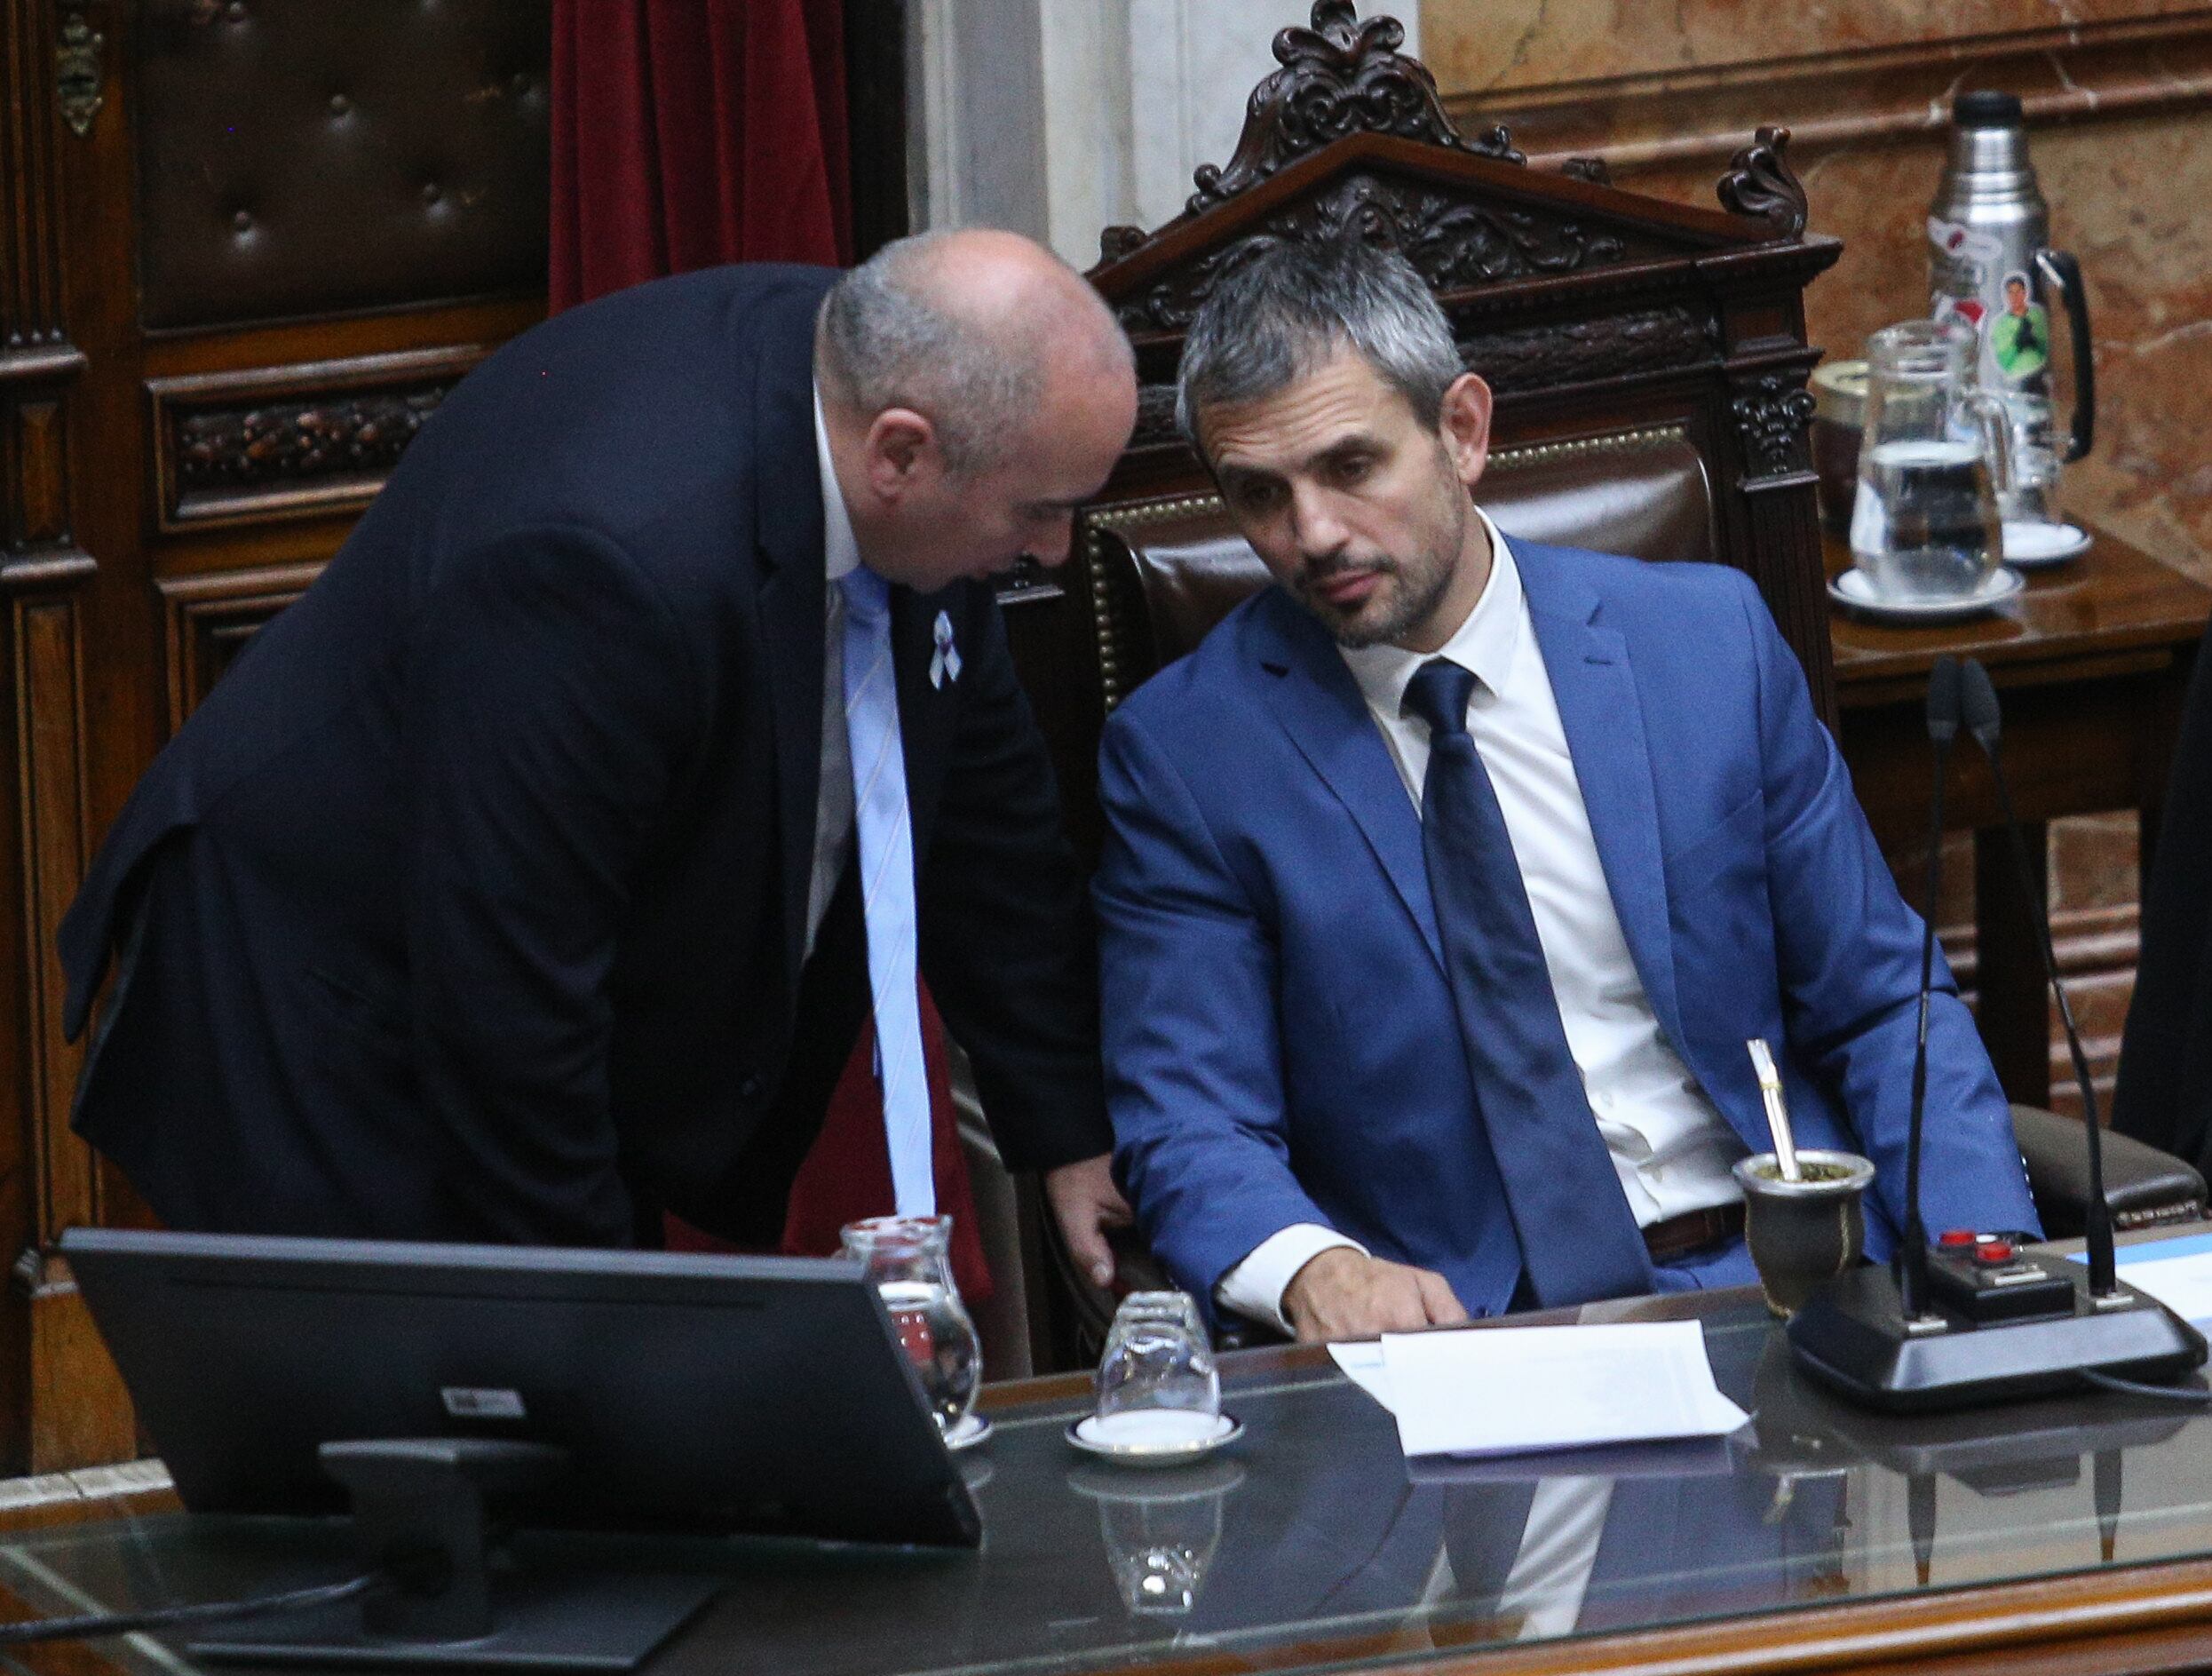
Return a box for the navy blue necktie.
[1405,658,1653,1307]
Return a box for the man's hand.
[1282,1248,1469,1343]
[1044,1153,1133,1290]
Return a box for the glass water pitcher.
[840,1214,982,1437]
[1848,319,2013,601]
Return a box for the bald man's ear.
[862,409,939,502]
[1439,373,1493,489]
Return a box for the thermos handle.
[2035,248,2096,462]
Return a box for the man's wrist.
[1216,1224,1368,1335]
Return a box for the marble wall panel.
[1421,2,2212,580]
[1423,0,2195,95]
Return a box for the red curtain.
[550,0,852,314]
[551,2,988,1298]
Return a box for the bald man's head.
[816,228,1132,477]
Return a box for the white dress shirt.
[1217,512,1746,1333]
[806,390,862,959]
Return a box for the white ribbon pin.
[930,611,963,689]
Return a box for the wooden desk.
[15,1287,2212,1676]
[1828,527,2212,1107]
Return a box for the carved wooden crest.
[1090,3,1815,338]
[1179,1,1518,218]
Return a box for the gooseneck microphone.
[1901,656,1965,1322]
[1783,656,2204,1410]
[1956,657,2120,1298]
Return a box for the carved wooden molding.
[1731,370,1819,481]
[1716,126,1809,238]
[1098,1,1521,261]
[1463,304,1722,397]
[1119,302,1720,455]
[147,346,486,533]
[3,0,84,568]
[4,3,70,348]
[54,9,105,138]
[1111,166,1647,336]
[156,562,323,730]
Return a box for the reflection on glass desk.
[8,1292,2212,1676]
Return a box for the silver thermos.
[1926,91,2095,476]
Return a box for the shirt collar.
[1339,506,1526,723]
[813,385,862,584]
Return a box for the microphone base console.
[1924,1236,2079,1323]
[1788,1255,2208,1412]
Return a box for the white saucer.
[1828,566,2023,623]
[2002,520,2092,567]
[1066,1410,1242,1466]
[945,1412,993,1451]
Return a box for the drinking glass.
[840,1215,982,1436]
[1999,390,2065,527]
[1092,1291,1219,1447]
[1849,319,2012,602]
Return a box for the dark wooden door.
[0,0,553,1477]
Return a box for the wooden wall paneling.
[155,564,321,732]
[0,0,134,1477]
[146,346,488,534]
[0,0,554,1475]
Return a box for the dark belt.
[1642,1201,1746,1262]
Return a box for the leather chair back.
[1087,423,1712,709]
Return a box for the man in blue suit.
[1096,240,2036,1343]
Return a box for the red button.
[1938,1229,1977,1247]
[1975,1241,2016,1265]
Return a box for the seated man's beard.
[1300,543,1458,648]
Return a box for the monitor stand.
[190,1439,721,1672]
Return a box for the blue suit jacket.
[1095,541,2037,1315]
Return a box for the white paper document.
[2073,1231,2212,1326]
[1333,1321,1749,1458]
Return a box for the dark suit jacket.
[58,264,1108,1246]
[2114,613,2212,1168]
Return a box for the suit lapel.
[1249,592,1443,971]
[751,328,829,983]
[1519,548,1689,1059]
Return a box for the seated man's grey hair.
[1175,239,1465,455]
[817,231,1051,478]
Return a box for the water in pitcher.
[877,1279,981,1432]
[1849,437,2001,600]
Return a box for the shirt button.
[738,1076,761,1100]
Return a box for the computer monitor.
[63,1228,981,1668]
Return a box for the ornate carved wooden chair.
[991,2,2200,1364]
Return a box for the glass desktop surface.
[7,1298,2212,1676]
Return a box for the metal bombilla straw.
[1748,1038,1802,1182]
